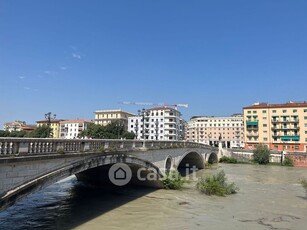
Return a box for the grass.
[196,170,239,196]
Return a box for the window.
[264,130,267,133]
[263,138,268,141]
[293,109,297,113]
[262,110,267,113]
[295,146,299,150]
[263,124,267,127]
[253,111,257,114]
[282,110,287,113]
[272,110,276,113]
[304,116,307,120]
[274,145,278,149]
[304,109,307,113]
[263,117,267,120]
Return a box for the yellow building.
[36,119,64,138]
[243,101,307,152]
[94,109,134,127]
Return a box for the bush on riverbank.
[219,156,238,164]
[196,170,239,196]
[162,170,185,190]
[282,157,294,167]
[300,178,307,195]
[253,144,270,165]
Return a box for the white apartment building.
[186,114,244,148]
[128,107,185,141]
[60,119,93,139]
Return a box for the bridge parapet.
[0,138,211,157]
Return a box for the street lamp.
[155,119,159,140]
[45,112,56,138]
[134,119,139,139]
[138,108,150,147]
[208,133,212,146]
[116,121,124,139]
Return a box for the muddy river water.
[0,164,306,230]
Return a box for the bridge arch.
[177,151,205,171]
[0,154,163,211]
[207,152,218,164]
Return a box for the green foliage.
[196,170,239,196]
[282,157,294,167]
[57,148,65,154]
[27,125,51,138]
[79,122,135,139]
[162,170,185,190]
[253,144,270,165]
[219,156,238,164]
[0,130,27,137]
[300,178,307,194]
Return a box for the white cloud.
[44,70,57,76]
[72,53,82,59]
[18,76,25,80]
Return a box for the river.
[0,164,306,230]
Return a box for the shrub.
[282,157,294,167]
[57,148,65,154]
[196,170,239,196]
[253,144,270,165]
[162,170,185,190]
[219,156,238,164]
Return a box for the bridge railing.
[0,138,211,157]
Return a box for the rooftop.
[243,101,307,109]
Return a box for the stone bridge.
[0,138,219,211]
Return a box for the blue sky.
[0,0,306,127]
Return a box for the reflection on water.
[0,164,306,230]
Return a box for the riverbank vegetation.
[162,170,185,190]
[196,170,239,196]
[282,157,294,167]
[219,156,238,164]
[253,144,270,165]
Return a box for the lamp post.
[116,121,124,139]
[208,133,212,146]
[45,112,56,138]
[134,119,139,139]
[155,119,159,140]
[138,108,149,147]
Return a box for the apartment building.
[128,107,185,141]
[60,119,93,139]
[3,121,35,132]
[243,101,307,152]
[36,119,65,138]
[94,109,134,128]
[186,114,244,148]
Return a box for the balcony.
[246,126,258,130]
[271,119,299,123]
[273,135,301,141]
[271,126,300,131]
[246,132,259,137]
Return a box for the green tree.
[28,125,50,138]
[79,122,135,139]
[0,130,11,137]
[253,144,270,165]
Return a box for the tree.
[253,144,270,165]
[79,122,135,139]
[28,125,50,138]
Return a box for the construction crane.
[119,101,188,110]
